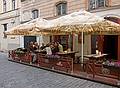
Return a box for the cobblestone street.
[0,52,116,88]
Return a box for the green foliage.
[15,48,25,56]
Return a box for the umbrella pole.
[39,35,41,48]
[19,35,21,48]
[81,31,84,63]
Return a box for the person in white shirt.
[45,44,52,55]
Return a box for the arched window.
[3,0,6,12]
[56,2,67,16]
[12,0,15,10]
[32,9,39,19]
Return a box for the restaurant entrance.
[95,35,118,60]
[103,35,118,60]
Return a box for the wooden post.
[118,36,120,61]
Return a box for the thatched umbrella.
[44,10,120,34]
[5,18,52,36]
[42,10,120,62]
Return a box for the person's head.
[50,44,54,48]
[46,43,50,47]
[34,42,38,46]
[54,42,58,47]
[56,42,60,45]
[30,41,33,46]
[42,43,45,46]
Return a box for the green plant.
[15,50,25,57]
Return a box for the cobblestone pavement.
[0,53,116,88]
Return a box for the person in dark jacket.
[40,43,46,50]
[52,42,59,54]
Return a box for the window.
[56,2,67,16]
[89,0,108,10]
[3,0,6,12]
[98,0,105,7]
[3,24,7,38]
[32,9,39,19]
[21,0,25,2]
[12,0,15,10]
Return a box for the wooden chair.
[54,56,72,73]
[37,53,52,68]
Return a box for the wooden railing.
[9,50,73,73]
[8,50,32,64]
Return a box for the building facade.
[0,0,21,51]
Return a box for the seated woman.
[28,42,34,52]
[52,42,59,55]
[33,42,39,50]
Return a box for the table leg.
[71,58,73,73]
[93,61,95,78]
[117,71,120,86]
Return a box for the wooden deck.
[8,58,119,87]
[8,51,120,87]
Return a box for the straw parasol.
[43,10,120,34]
[5,18,52,36]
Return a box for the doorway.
[91,35,97,54]
[24,36,36,48]
[103,35,118,60]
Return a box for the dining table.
[57,51,78,73]
[84,53,108,78]
[57,51,78,59]
[34,49,46,54]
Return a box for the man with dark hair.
[40,43,46,50]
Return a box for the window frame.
[3,0,7,12]
[12,0,15,10]
[3,23,8,38]
[32,9,39,19]
[88,0,108,10]
[21,0,25,2]
[56,2,67,16]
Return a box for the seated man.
[40,43,46,50]
[28,42,37,63]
